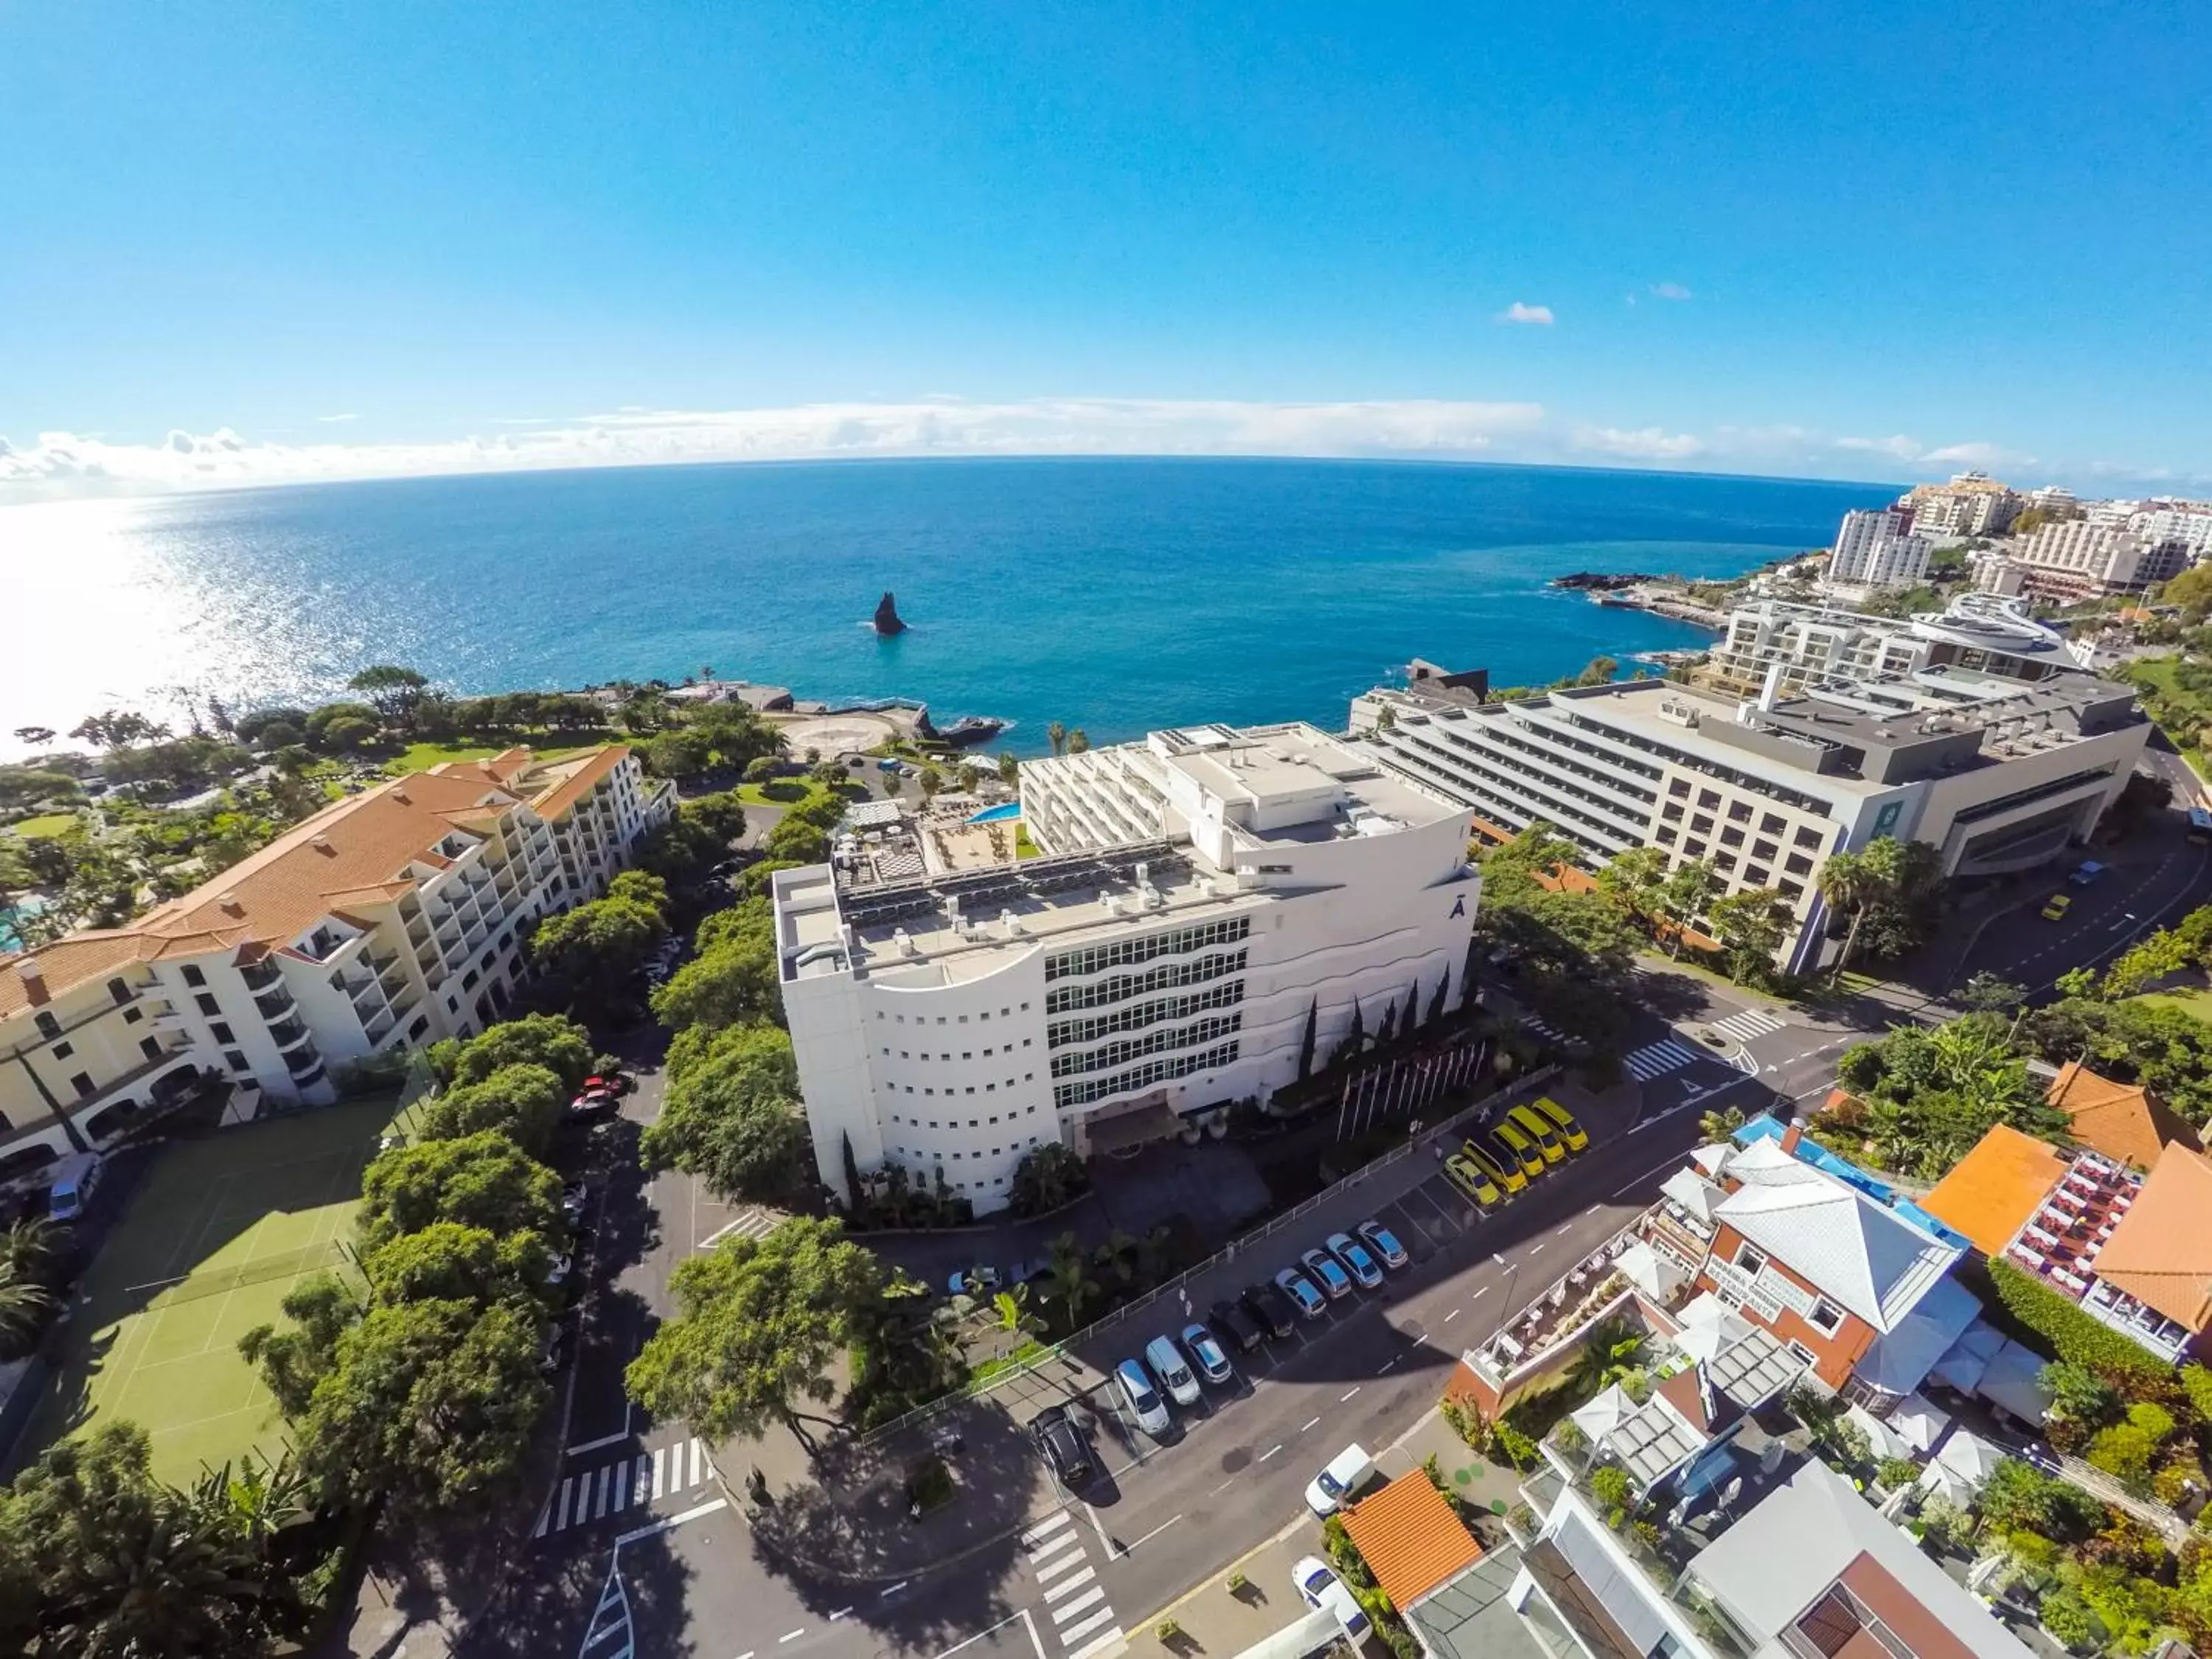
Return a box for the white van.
[1114,1358,1172,1437]
[47,1152,105,1222]
[1304,1442,1372,1516]
[1144,1335,1202,1407]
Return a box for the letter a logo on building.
[1448,897,1466,919]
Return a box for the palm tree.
[1816,848,1885,982]
[992,1286,1035,1335]
[1568,1318,1646,1399]
[1698,1104,1747,1144]
[1094,1229,1139,1287]
[1043,1232,1100,1329]
[0,1264,52,1350]
[1046,721,1068,758]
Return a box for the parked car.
[947,1266,1001,1296]
[45,1152,103,1223]
[1304,1443,1372,1515]
[1487,1121,1546,1180]
[1444,1152,1501,1206]
[561,1179,590,1222]
[2042,893,2073,921]
[1461,1137,1526,1194]
[546,1251,574,1287]
[1239,1284,1297,1340]
[1357,1220,1409,1270]
[1531,1095,1589,1152]
[565,1088,619,1121]
[538,1324,570,1375]
[1325,1231,1384,1290]
[1298,1248,1353,1299]
[1032,1405,1098,1489]
[1144,1335,1203,1407]
[582,1071,632,1096]
[1180,1322,1234,1386]
[1506,1103,1568,1163]
[1211,1297,1266,1352]
[1274,1267,1326,1319]
[1293,1557,1371,1642]
[1114,1357,1172,1437]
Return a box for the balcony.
[283,1038,324,1078]
[239,958,283,992]
[252,986,296,1020]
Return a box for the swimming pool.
[966,802,1022,824]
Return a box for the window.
[1697,789,1721,809]
[1660,801,1684,821]
[1669,779,1691,798]
[1044,917,1252,982]
[1794,826,1823,849]
[961,1052,971,1060]
[106,976,132,1005]
[49,1040,72,1060]
[194,992,221,1017]
[70,1072,94,1097]
[1684,839,1708,856]
[1655,827,1677,845]
[1691,813,1714,834]
[211,1021,234,1044]
[1734,1242,1767,1275]
[1808,1298,1843,1335]
[1760,813,1787,835]
[1720,827,1744,848]
[1787,1340,1818,1367]
[407,1014,431,1039]
[1727,801,1751,822]
[1752,838,1778,862]
[182,964,206,987]
[1745,866,1770,886]
[139,1037,161,1062]
[1784,852,1814,876]
[1779,881,1804,900]
[1714,855,1737,873]
[34,1012,60,1041]
[226,1049,250,1072]
[122,1006,142,1025]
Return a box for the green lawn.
[8,813,79,838]
[2134,986,2212,1026]
[18,1096,405,1484]
[383,736,602,776]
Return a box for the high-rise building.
[1826,508,1931,591]
[1978,518,2191,600]
[0,745,673,1184]
[1900,470,2022,537]
[1703,594,2073,700]
[771,723,1480,1214]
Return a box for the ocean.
[0,457,1896,754]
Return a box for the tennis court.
[21,1094,406,1484]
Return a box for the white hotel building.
[1351,672,2149,977]
[772,723,1480,1214]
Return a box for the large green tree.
[625,1217,888,1449]
[2020,995,2212,1125]
[346,665,430,725]
[1818,836,1944,979]
[529,892,667,1004]
[639,1023,812,1203]
[357,1130,563,1251]
[653,898,779,1033]
[1705,887,1798,983]
[431,1011,596,1093]
[361,1220,552,1309]
[1836,1013,2068,1178]
[415,1062,566,1157]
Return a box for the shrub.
[1987,1260,2166,1377]
[2039,1588,2102,1653]
[1589,1465,1634,1517]
[1155,1619,1181,1641]
[1877,1457,1921,1492]
[1441,1396,1491,1453]
[2153,1461,2197,1507]
[2087,1422,2160,1495]
[2183,1364,2212,1427]
[1492,1423,1539,1471]
[1918,1496,1976,1553]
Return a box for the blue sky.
[4,1,2210,495]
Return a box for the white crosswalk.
[1623,1037,1705,1082]
[1710,1007,1787,1043]
[698,1206,781,1249]
[1520,1016,1568,1046]
[535,1436,714,1540]
[1022,1510,1126,1659]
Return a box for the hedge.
[1985,1259,2167,1378]
[2183,1364,2212,1426]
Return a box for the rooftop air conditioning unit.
[892,928,916,957]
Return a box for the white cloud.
[1648,282,1693,302]
[1573,424,1705,461]
[316,412,358,423]
[1836,434,1925,461]
[0,397,1551,500]
[1924,439,2036,468]
[1495,302,1554,326]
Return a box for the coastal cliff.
[873,591,908,636]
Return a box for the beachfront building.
[1825,508,1931,593]
[1901,471,2023,538]
[0,745,672,1183]
[1702,594,2073,700]
[1350,669,2149,975]
[771,722,1480,1214]
[1977,518,2191,601]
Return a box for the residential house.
[1683,1459,2035,1659]
[1502,1485,1728,1659]
[2081,1141,2212,1361]
[0,745,672,1186]
[2044,1060,2200,1172]
[1919,1124,2071,1257]
[1342,1472,1487,1617]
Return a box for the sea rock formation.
[873,591,908,636]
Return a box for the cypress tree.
[1297,999,1318,1081]
[1426,965,1450,1028]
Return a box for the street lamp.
[1489,1250,1523,1344]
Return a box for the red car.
[582,1072,631,1096]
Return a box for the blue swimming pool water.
[967,802,1022,823]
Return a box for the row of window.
[1043,948,1248,1016]
[1046,979,1243,1050]
[1053,1040,1240,1110]
[882,1039,1034,1062]
[882,1003,1032,1025]
[1050,1012,1243,1079]
[1043,916,1251,984]
[889,1074,1038,1097]
[889,1105,1042,1130]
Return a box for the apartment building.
[772,723,1479,1214]
[0,745,672,1183]
[1352,669,2147,975]
[1901,470,2022,538]
[1703,594,2072,700]
[1978,518,2191,600]
[1825,509,1931,593]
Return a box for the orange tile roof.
[2046,1061,2200,1171]
[1340,1472,1484,1612]
[2093,1142,2212,1332]
[519,745,630,821]
[0,745,622,1019]
[1920,1125,2070,1257]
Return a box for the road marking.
[1340,1387,1360,1402]
[1023,1510,1073,1546]
[736,1652,756,1659]
[596,1464,613,1519]
[1259,1444,1283,1461]
[880,1582,911,1599]
[1052,1587,1107,1623]
[1066,1630,1127,1659]
[1032,1531,1082,1565]
[1036,1547,1088,1581]
[613,1496,727,1548]
[1044,1566,1098,1601]
[1210,1477,1237,1495]
[1085,1500,1121,1559]
[568,1430,630,1456]
[1529,1243,1544,1256]
[1301,1416,1322,1432]
[779,1630,806,1644]
[690,1437,706,1487]
[830,1607,853,1621]
[1124,1514,1183,1553]
[651,1445,667,1500]
[1444,1308,1460,1324]
[1059,1606,1119,1644]
[1376,1355,1399,1374]
[1471,1286,1491,1298]
[633,1454,651,1508]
